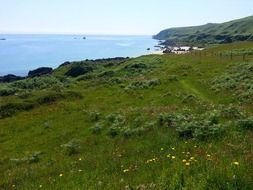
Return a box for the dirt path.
[180,80,212,103]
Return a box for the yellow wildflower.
[171,156,176,159]
[59,173,63,177]
[185,162,190,166]
[123,169,129,173]
[171,147,175,150]
[233,161,239,166]
[166,154,171,158]
[182,159,187,163]
[39,185,43,188]
[79,158,82,161]
[161,148,164,151]
[190,157,195,160]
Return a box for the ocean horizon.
[0,34,158,76]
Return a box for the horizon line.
[0,32,155,36]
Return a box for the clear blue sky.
[0,0,252,35]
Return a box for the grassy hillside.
[0,42,253,189]
[154,16,253,46]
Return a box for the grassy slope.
[154,15,253,45]
[0,42,253,189]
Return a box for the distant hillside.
[154,15,253,46]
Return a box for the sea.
[0,34,158,76]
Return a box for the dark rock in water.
[65,66,93,77]
[28,67,53,78]
[147,48,151,51]
[0,38,6,40]
[0,74,24,83]
[83,37,86,40]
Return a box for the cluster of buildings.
[162,46,205,54]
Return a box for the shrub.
[10,152,42,165]
[61,139,80,156]
[108,126,120,137]
[0,87,17,96]
[237,117,253,130]
[125,79,161,90]
[0,102,35,119]
[211,62,253,102]
[65,66,93,77]
[10,76,67,91]
[220,106,244,119]
[108,78,124,85]
[89,112,102,122]
[90,123,104,134]
[159,111,224,141]
[168,75,178,81]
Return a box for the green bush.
[10,76,69,91]
[108,126,120,137]
[89,112,102,122]
[65,66,93,77]
[0,102,35,119]
[90,123,104,134]
[211,62,253,102]
[61,139,80,156]
[159,111,224,141]
[0,87,17,96]
[10,152,42,165]
[237,117,253,130]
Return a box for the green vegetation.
[154,15,253,46]
[0,42,253,189]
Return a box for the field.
[0,42,253,189]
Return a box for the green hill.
[154,15,253,46]
[0,42,253,189]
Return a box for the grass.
[154,15,253,45]
[0,42,253,189]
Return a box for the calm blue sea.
[0,34,158,76]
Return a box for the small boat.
[83,37,86,40]
[0,38,6,40]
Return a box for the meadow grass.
[0,42,253,189]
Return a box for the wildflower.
[59,173,63,177]
[182,151,185,154]
[166,154,171,158]
[161,148,164,151]
[79,158,82,161]
[194,145,197,148]
[185,162,190,166]
[78,169,83,172]
[190,157,195,160]
[12,185,15,188]
[207,154,211,157]
[39,185,43,188]
[185,141,188,144]
[171,147,175,150]
[187,152,190,155]
[123,169,129,173]
[171,156,176,159]
[182,159,187,163]
[233,161,239,166]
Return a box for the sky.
[0,0,252,35]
